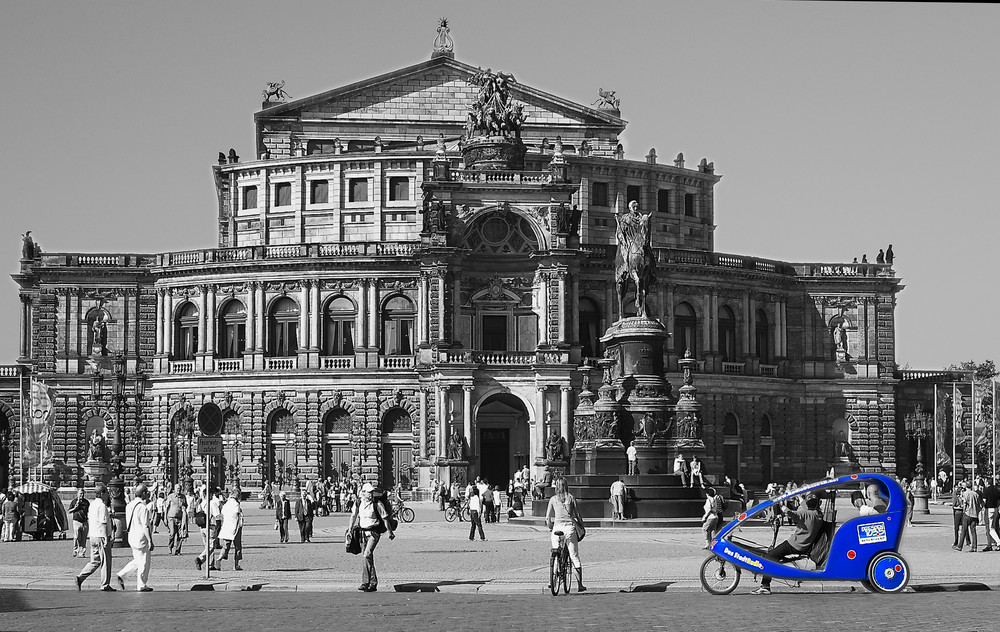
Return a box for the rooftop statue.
[432,18,454,55]
[466,67,527,139]
[262,80,290,103]
[592,88,620,110]
[614,201,657,318]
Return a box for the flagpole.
[972,380,977,484]
[994,379,997,482]
[18,368,24,486]
[933,384,938,489]
[953,382,958,483]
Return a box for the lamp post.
[91,352,146,548]
[905,405,932,515]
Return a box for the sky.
[1,1,997,370]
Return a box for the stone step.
[566,486,708,501]
[510,515,708,529]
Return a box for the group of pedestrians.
[951,476,1000,553]
[73,482,155,592]
[1,489,26,542]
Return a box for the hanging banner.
[23,379,56,468]
[935,386,952,467]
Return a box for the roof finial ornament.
[432,18,454,59]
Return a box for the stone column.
[741,292,750,355]
[436,385,448,461]
[255,283,265,351]
[246,283,256,351]
[557,270,567,344]
[155,289,164,356]
[198,286,208,355]
[206,285,216,356]
[665,283,675,352]
[164,290,174,359]
[18,296,29,360]
[463,385,473,457]
[356,280,367,349]
[418,273,430,346]
[419,387,428,459]
[452,276,462,346]
[560,386,572,446]
[437,271,446,343]
[538,272,549,345]
[534,386,548,466]
[367,280,378,350]
[310,280,320,351]
[299,282,310,351]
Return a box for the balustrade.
[760,364,778,377]
[168,360,195,374]
[380,356,414,369]
[265,357,296,371]
[214,358,244,373]
[321,356,354,369]
[722,362,745,375]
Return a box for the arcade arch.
[474,392,531,487]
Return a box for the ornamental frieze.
[377,279,418,291]
[320,279,360,291]
[264,281,302,294]
[815,295,859,310]
[216,283,248,297]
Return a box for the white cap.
[361,482,375,493]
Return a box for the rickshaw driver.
[752,493,825,595]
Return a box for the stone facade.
[2,46,947,493]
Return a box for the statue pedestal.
[632,442,671,475]
[571,442,626,476]
[82,460,109,485]
[436,459,469,488]
[829,460,862,477]
[538,459,569,477]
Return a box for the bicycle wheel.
[461,507,471,522]
[445,507,457,522]
[401,507,415,523]
[561,548,570,594]
[549,554,560,596]
[699,554,741,595]
[866,551,909,594]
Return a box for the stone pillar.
[534,386,548,466]
[368,280,378,350]
[538,272,549,345]
[299,282,310,351]
[18,296,29,360]
[198,287,208,356]
[310,280,320,351]
[435,385,448,461]
[206,285,216,356]
[155,289,164,356]
[246,283,256,351]
[665,284,675,353]
[255,283,265,351]
[452,276,462,346]
[356,280,367,349]
[560,386,572,447]
[557,270,567,344]
[437,271,446,342]
[164,290,174,359]
[463,385,473,457]
[419,387,428,459]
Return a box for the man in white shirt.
[610,478,628,520]
[116,484,153,592]
[673,453,689,487]
[218,490,244,571]
[626,442,638,475]
[75,483,115,591]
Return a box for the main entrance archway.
[475,393,530,487]
[380,408,412,490]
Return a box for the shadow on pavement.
[0,589,34,613]
[627,581,676,592]
[912,582,990,592]
[393,581,486,593]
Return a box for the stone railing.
[476,351,535,366]
[321,356,354,370]
[380,356,414,369]
[448,169,552,184]
[0,366,24,378]
[214,358,243,373]
[722,362,745,375]
[168,360,195,374]
[760,364,778,377]
[792,262,895,278]
[265,357,296,371]
[437,350,567,365]
[898,369,973,382]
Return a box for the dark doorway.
[482,315,507,351]
[324,444,352,483]
[761,444,773,484]
[381,445,412,490]
[268,443,297,490]
[479,428,510,487]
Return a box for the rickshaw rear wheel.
[699,554,741,595]
[866,551,910,594]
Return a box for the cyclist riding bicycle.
[544,477,587,592]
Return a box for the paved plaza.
[0,499,996,594]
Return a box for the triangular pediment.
[257,56,625,136]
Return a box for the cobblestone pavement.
[0,589,995,632]
[0,500,996,594]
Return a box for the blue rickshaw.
[700,473,909,594]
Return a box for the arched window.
[723,412,739,436]
[268,297,300,357]
[217,300,246,359]
[756,309,771,364]
[175,303,199,360]
[674,302,698,356]
[760,414,772,437]
[323,408,352,434]
[719,305,737,362]
[579,297,601,358]
[382,408,413,435]
[322,297,356,356]
[381,296,414,355]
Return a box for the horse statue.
[592,88,620,110]
[262,80,290,103]
[614,201,656,318]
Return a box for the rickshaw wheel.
[866,551,909,594]
[699,555,741,595]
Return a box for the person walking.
[116,484,153,592]
[956,480,982,552]
[701,487,725,549]
[2,491,17,542]
[276,491,291,543]
[467,486,486,541]
[348,482,395,592]
[218,489,244,570]
[164,484,187,556]
[626,441,638,476]
[75,483,115,591]
[194,488,220,572]
[952,481,966,548]
[295,490,313,543]
[482,485,496,524]
[984,477,1000,552]
[545,477,587,592]
[610,478,628,520]
[68,488,90,557]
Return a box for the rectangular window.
[657,189,671,213]
[482,315,508,351]
[626,185,642,207]
[310,181,329,205]
[242,186,257,210]
[275,183,292,207]
[307,140,337,155]
[349,178,369,203]
[388,176,409,201]
[591,182,609,207]
[684,193,695,217]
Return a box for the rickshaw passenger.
[752,494,825,595]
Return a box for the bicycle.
[392,498,415,523]
[549,529,571,596]
[445,502,470,523]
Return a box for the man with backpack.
[700,487,726,549]
[347,483,395,592]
